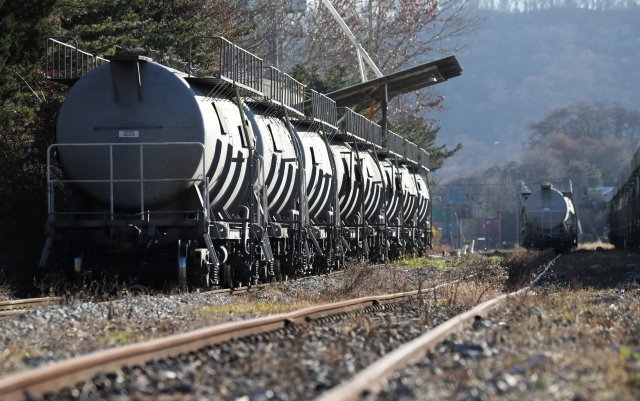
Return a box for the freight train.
[520,182,579,252]
[609,148,640,248]
[40,36,461,287]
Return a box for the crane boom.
[319,0,383,81]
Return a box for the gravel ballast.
[34,299,468,401]
[1,260,475,378]
[371,249,640,401]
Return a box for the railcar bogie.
[609,147,640,249]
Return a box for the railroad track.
[313,254,561,401]
[0,297,62,317]
[0,274,452,400]
[0,267,350,320]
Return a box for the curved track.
[313,254,561,401]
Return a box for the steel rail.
[0,265,352,320]
[313,254,561,401]
[0,284,280,319]
[0,297,62,315]
[0,276,454,401]
[0,268,350,321]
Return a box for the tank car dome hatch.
[56,58,216,210]
[522,184,575,229]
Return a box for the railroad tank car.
[608,148,640,248]
[40,37,439,287]
[520,183,578,251]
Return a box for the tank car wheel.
[189,249,211,289]
[316,257,329,275]
[273,259,283,282]
[222,263,233,289]
[258,261,274,283]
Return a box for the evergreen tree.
[51,0,253,63]
[0,0,57,97]
[391,115,462,172]
[0,0,58,282]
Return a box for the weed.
[502,249,556,290]
[0,343,28,366]
[0,282,11,300]
[535,374,548,389]
[202,301,306,315]
[396,256,450,271]
[98,329,149,347]
[33,271,151,303]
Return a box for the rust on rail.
[0,278,453,401]
[313,255,561,401]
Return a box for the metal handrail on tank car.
[419,148,430,172]
[386,131,405,160]
[187,36,263,96]
[384,131,421,167]
[45,37,109,81]
[343,108,383,149]
[46,142,209,224]
[262,66,306,117]
[307,90,338,130]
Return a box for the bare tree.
[245,0,480,81]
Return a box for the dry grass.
[499,287,640,399]
[202,300,310,315]
[0,282,11,301]
[33,271,153,303]
[399,249,640,400]
[502,248,556,290]
[578,241,615,251]
[436,254,507,308]
[332,263,417,298]
[98,329,149,347]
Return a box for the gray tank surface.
[57,58,217,210]
[523,185,575,230]
[294,123,334,220]
[413,172,430,226]
[358,150,384,221]
[399,165,418,222]
[248,106,300,219]
[330,141,359,221]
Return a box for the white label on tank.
[119,130,140,138]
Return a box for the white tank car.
[379,159,400,225]
[521,183,578,251]
[329,145,384,223]
[358,150,385,222]
[399,165,419,223]
[330,141,360,222]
